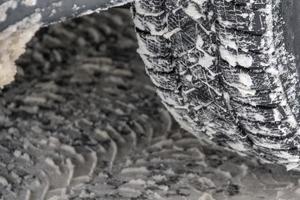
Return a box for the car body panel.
[0,0,133,32]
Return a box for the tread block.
[133,12,168,33]
[147,69,178,90]
[137,31,171,57]
[139,54,174,72]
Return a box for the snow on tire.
[133,0,300,170]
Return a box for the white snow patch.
[0,1,17,22]
[22,0,37,7]
[196,35,204,49]
[228,142,247,152]
[0,13,41,87]
[273,109,282,121]
[72,4,80,11]
[198,54,216,76]
[191,0,206,7]
[198,192,216,200]
[239,72,253,88]
[224,80,256,97]
[219,46,253,68]
[182,3,204,20]
[0,176,8,186]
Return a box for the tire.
[132,0,300,170]
[2,8,300,200]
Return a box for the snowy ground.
[1,8,300,200]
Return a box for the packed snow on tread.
[0,12,41,87]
